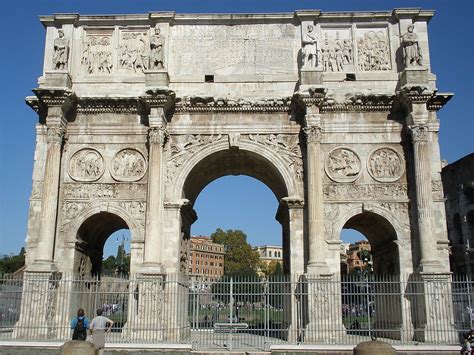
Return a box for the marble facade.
[18,9,456,343]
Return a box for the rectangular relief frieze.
[355,26,392,72]
[323,183,408,201]
[62,182,147,200]
[82,29,114,75]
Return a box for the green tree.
[0,248,25,275]
[211,228,260,276]
[101,255,116,275]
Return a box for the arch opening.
[75,212,129,277]
[181,148,292,277]
[342,211,399,275]
[339,211,402,340]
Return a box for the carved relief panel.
[356,27,392,71]
[81,30,114,74]
[325,147,361,182]
[320,28,354,73]
[111,149,147,182]
[118,29,149,73]
[68,148,105,182]
[367,147,404,182]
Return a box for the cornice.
[427,93,453,112]
[322,94,394,113]
[174,96,291,113]
[78,97,138,115]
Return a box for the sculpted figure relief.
[149,26,165,70]
[325,148,361,182]
[320,32,352,72]
[357,30,391,71]
[401,25,423,67]
[302,24,318,68]
[111,149,147,182]
[368,148,404,182]
[120,32,148,73]
[82,36,113,74]
[52,29,69,70]
[68,149,105,182]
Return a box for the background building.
[188,236,225,281]
[255,245,283,265]
[442,153,474,275]
[346,240,371,274]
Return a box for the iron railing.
[0,273,472,350]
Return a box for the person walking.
[89,307,114,350]
[70,308,89,341]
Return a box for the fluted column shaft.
[410,124,438,269]
[36,124,66,266]
[144,125,167,268]
[304,125,326,271]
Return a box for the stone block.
[399,67,429,88]
[353,340,395,355]
[42,71,72,88]
[300,68,323,86]
[145,70,169,87]
[60,340,98,355]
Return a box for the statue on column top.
[302,24,318,68]
[149,26,165,70]
[401,24,423,67]
[53,29,69,70]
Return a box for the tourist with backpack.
[70,308,89,341]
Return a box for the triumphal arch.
[17,8,456,343]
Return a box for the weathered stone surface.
[60,340,98,355]
[353,340,395,355]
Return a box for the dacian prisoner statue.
[401,24,423,67]
[53,29,69,70]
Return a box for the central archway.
[173,143,303,275]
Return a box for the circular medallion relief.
[68,148,105,182]
[111,149,147,182]
[368,147,404,182]
[325,147,361,183]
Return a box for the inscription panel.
[169,24,298,78]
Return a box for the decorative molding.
[322,94,394,113]
[77,97,138,114]
[427,93,453,112]
[175,96,291,113]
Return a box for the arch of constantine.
[15,8,457,345]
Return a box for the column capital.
[148,126,168,146]
[409,124,429,142]
[46,125,66,144]
[303,125,322,143]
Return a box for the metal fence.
[0,273,472,350]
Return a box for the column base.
[306,261,330,276]
[139,262,163,275]
[28,259,58,273]
[417,259,441,273]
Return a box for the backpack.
[72,317,86,341]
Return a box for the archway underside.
[182,149,289,205]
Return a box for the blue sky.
[1,0,473,257]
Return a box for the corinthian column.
[32,123,66,271]
[303,124,328,274]
[409,124,439,271]
[143,120,168,272]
